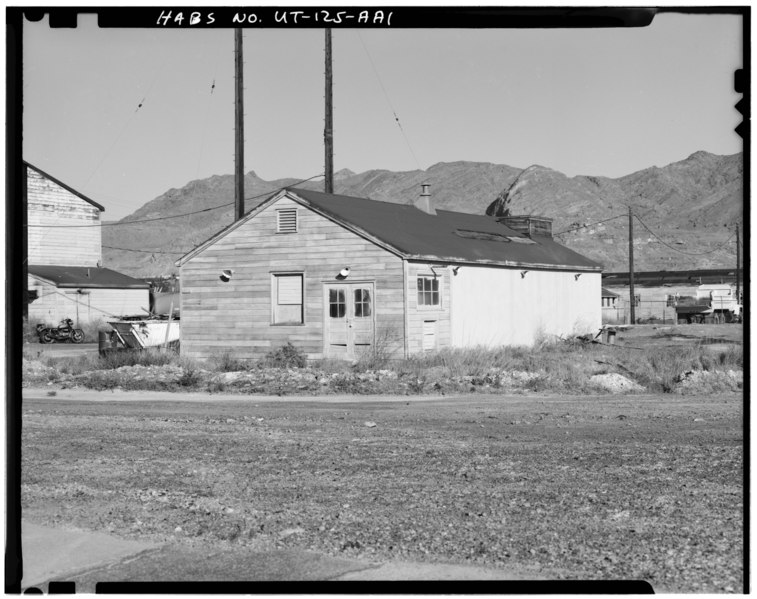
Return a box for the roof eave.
[405,255,603,272]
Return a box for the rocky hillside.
[103,151,742,277]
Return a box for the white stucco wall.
[450,266,601,347]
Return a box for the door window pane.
[354,288,371,317]
[329,289,346,318]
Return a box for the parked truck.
[674,284,742,324]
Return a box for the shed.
[177,187,603,361]
[28,265,150,326]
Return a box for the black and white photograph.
[8,4,745,594]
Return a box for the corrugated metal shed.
[28,265,149,289]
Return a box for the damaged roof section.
[288,188,601,271]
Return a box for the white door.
[325,283,375,359]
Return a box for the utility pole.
[736,224,741,304]
[628,205,635,325]
[234,28,245,221]
[324,28,334,194]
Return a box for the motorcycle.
[37,318,85,344]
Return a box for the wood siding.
[27,167,102,267]
[27,276,149,326]
[405,262,452,354]
[450,267,601,347]
[180,197,406,361]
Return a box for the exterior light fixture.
[220,269,234,282]
[520,270,529,278]
[452,266,461,275]
[574,273,582,280]
[337,267,351,279]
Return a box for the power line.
[29,173,324,229]
[103,245,187,255]
[355,31,423,171]
[633,213,737,256]
[553,214,626,236]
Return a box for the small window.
[666,294,677,307]
[417,276,440,307]
[273,274,303,324]
[277,209,297,233]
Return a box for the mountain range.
[102,151,743,278]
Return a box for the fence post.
[163,301,174,352]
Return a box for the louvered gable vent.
[277,208,298,233]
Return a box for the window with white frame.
[417,276,440,307]
[272,273,303,324]
[276,209,297,233]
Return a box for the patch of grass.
[261,343,307,369]
[98,348,177,370]
[25,327,744,397]
[210,351,251,372]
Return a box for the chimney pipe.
[414,182,436,215]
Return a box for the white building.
[25,162,149,326]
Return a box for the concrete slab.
[336,560,540,580]
[21,521,160,589]
[63,545,376,592]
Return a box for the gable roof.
[178,188,602,271]
[25,161,106,212]
[28,265,149,289]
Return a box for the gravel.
[21,392,743,592]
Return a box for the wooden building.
[25,162,150,325]
[177,187,602,361]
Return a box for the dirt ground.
[20,390,743,592]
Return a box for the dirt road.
[19,389,743,592]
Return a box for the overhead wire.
[355,31,423,171]
[633,213,737,256]
[29,173,324,229]
[192,33,226,246]
[103,245,186,255]
[81,50,171,193]
[552,214,626,236]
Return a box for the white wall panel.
[450,266,601,347]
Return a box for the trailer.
[674,284,741,324]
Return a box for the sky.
[21,8,744,221]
